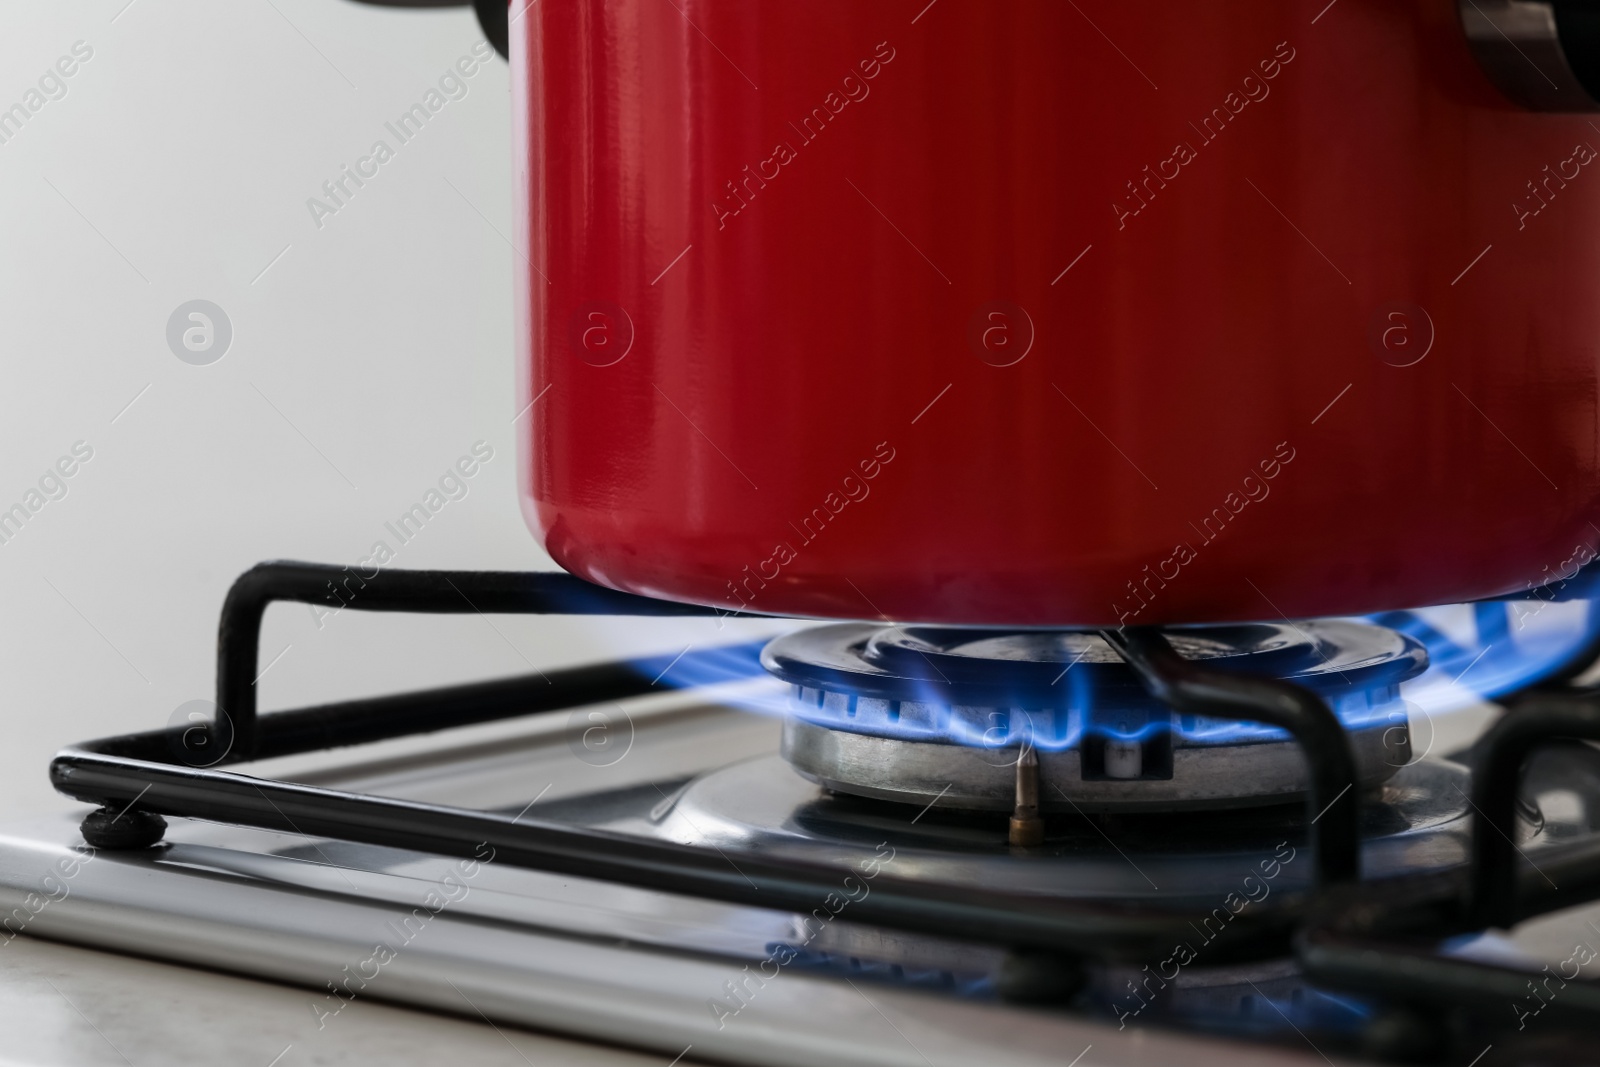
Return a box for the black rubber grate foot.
[80,806,167,850]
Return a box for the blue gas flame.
[1370,594,1600,718]
[779,664,1412,751]
[617,566,1600,753]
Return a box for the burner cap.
[760,622,1427,812]
[764,622,1423,710]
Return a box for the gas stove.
[8,560,1600,1066]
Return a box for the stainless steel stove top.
[11,672,1600,1066]
[0,686,1366,1067]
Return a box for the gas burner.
[761,621,1427,812]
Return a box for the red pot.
[513,0,1600,626]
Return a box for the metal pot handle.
[1461,0,1600,110]
[344,0,508,59]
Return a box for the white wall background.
[0,0,782,818]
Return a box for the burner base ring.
[781,716,1408,813]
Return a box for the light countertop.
[0,934,702,1067]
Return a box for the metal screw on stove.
[1009,746,1044,848]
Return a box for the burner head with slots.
[760,621,1427,812]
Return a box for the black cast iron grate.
[46,561,1600,1059]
